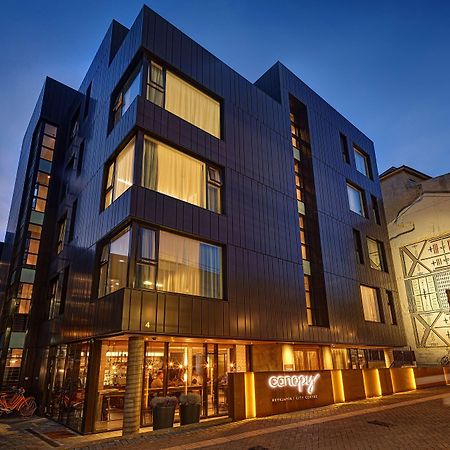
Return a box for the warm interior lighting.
[244,372,256,419]
[362,368,382,398]
[331,370,345,403]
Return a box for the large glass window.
[104,138,135,209]
[146,64,220,138]
[135,227,157,289]
[353,145,371,178]
[158,231,222,299]
[142,137,222,213]
[112,69,142,125]
[347,183,366,216]
[98,228,130,297]
[367,237,387,271]
[360,285,383,322]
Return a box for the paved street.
[1,387,450,449]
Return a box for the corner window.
[142,137,222,213]
[353,145,371,178]
[104,138,135,209]
[146,63,220,138]
[112,68,142,126]
[367,237,387,271]
[347,183,366,216]
[98,226,223,299]
[98,228,130,297]
[360,285,383,322]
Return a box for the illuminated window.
[142,137,222,213]
[299,215,309,261]
[367,237,387,271]
[147,62,165,107]
[347,183,366,216]
[24,224,42,266]
[353,145,371,178]
[2,349,23,388]
[146,64,221,138]
[135,227,157,289]
[98,228,130,297]
[158,231,222,299]
[360,285,383,322]
[112,68,142,125]
[104,138,135,209]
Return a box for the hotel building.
[0,6,406,433]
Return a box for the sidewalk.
[1,386,450,449]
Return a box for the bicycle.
[0,387,37,417]
[440,349,450,366]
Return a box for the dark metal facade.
[0,6,406,392]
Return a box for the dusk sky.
[1,0,449,240]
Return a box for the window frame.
[340,133,350,164]
[141,135,223,213]
[346,182,366,217]
[386,290,397,325]
[103,137,135,210]
[96,224,224,300]
[97,226,132,299]
[366,237,387,272]
[353,145,372,178]
[111,64,143,128]
[353,229,364,264]
[56,215,67,255]
[360,284,384,323]
[144,57,222,139]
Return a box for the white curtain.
[114,138,135,200]
[360,285,381,322]
[142,137,206,208]
[157,231,222,298]
[165,71,220,138]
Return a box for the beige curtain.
[165,71,220,138]
[360,285,380,322]
[142,137,206,208]
[157,231,202,296]
[114,138,135,200]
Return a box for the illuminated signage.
[268,373,320,395]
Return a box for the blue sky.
[1,0,449,239]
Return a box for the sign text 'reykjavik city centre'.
[268,373,320,395]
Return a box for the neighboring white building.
[381,166,450,366]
